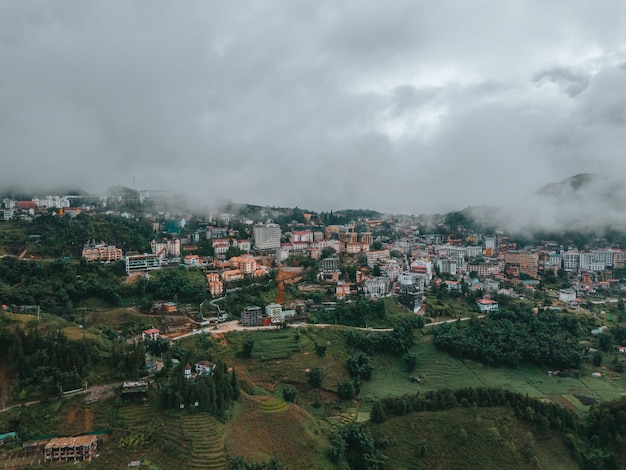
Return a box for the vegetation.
[433,308,584,369]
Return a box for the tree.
[242,337,254,358]
[404,353,417,372]
[593,350,603,367]
[282,385,297,403]
[309,366,324,388]
[337,380,355,400]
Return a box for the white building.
[562,250,580,272]
[484,236,496,251]
[559,288,577,303]
[364,277,389,297]
[476,299,499,312]
[125,254,162,275]
[265,303,284,324]
[437,258,458,276]
[254,223,282,250]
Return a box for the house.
[141,328,160,341]
[163,302,177,313]
[184,363,192,379]
[476,299,499,312]
[617,346,626,354]
[184,255,200,267]
[444,280,462,291]
[195,360,215,376]
[559,288,577,303]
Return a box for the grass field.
[359,333,626,414]
[368,406,578,470]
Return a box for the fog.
[1,1,626,222]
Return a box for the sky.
[1,0,626,215]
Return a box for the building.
[265,303,284,324]
[291,230,314,243]
[125,254,162,275]
[184,255,200,266]
[476,299,499,312]
[360,232,373,246]
[364,277,389,297]
[142,328,160,341]
[195,360,214,376]
[44,436,98,463]
[240,306,263,326]
[253,223,282,250]
[466,260,501,277]
[82,241,123,263]
[562,250,580,272]
[151,238,181,258]
[208,280,223,297]
[504,251,538,278]
[212,239,231,255]
[437,258,458,276]
[222,269,244,282]
[319,257,340,274]
[366,250,390,268]
[237,240,252,252]
[559,288,577,303]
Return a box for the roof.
[143,328,160,334]
[196,360,214,368]
[477,299,498,305]
[45,435,97,449]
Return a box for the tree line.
[433,308,584,369]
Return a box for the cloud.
[1,0,626,218]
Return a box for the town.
[1,188,626,469]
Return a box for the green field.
[360,333,626,413]
[368,406,578,470]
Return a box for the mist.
[1,1,626,220]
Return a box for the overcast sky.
[1,1,626,215]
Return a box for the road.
[171,315,485,341]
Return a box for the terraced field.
[114,405,226,469]
[182,413,227,470]
[258,398,289,414]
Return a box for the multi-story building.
[360,232,373,246]
[44,436,98,463]
[208,280,223,297]
[364,277,389,297]
[562,250,580,272]
[346,242,365,254]
[437,258,458,276]
[291,230,314,243]
[237,240,252,252]
[212,239,231,255]
[82,242,123,263]
[265,303,284,324]
[466,260,501,277]
[319,257,340,273]
[240,305,263,326]
[504,251,538,278]
[253,223,282,250]
[366,250,390,268]
[125,254,162,274]
[465,246,483,258]
[151,238,181,258]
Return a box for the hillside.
[368,406,578,470]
